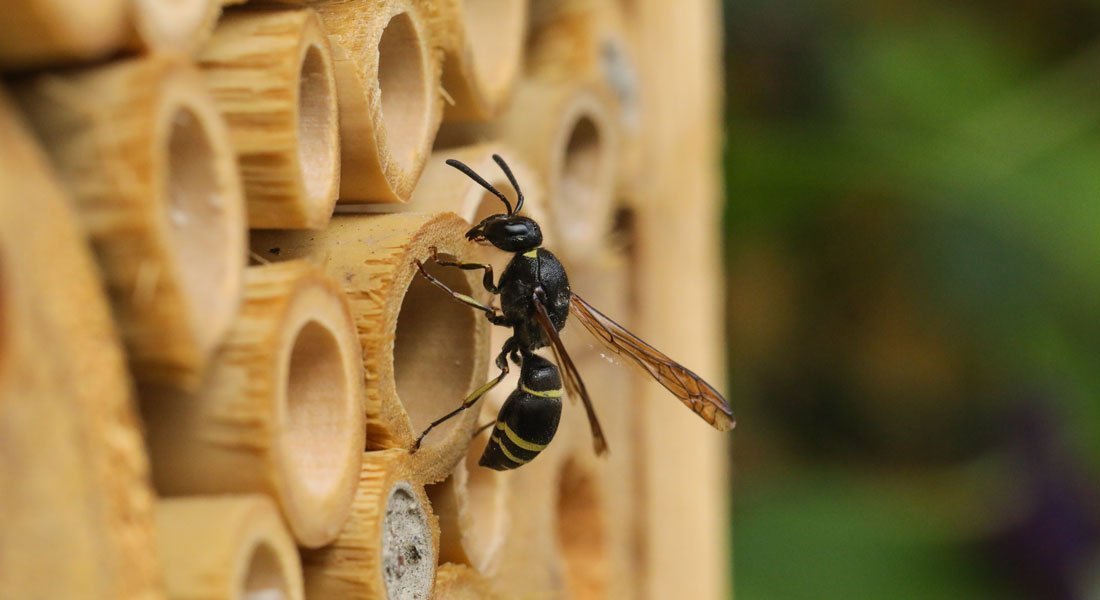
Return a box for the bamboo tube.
[556,456,611,599]
[473,402,569,597]
[0,90,159,599]
[307,0,443,203]
[565,243,643,600]
[303,449,439,600]
[128,0,222,55]
[428,0,528,121]
[407,144,549,235]
[433,564,501,599]
[251,213,491,483]
[527,1,643,196]
[142,261,366,548]
[634,0,730,597]
[426,428,511,573]
[156,496,304,600]
[0,0,126,69]
[500,79,618,260]
[199,9,341,229]
[13,55,247,385]
[438,78,619,260]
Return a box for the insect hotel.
[0,0,730,598]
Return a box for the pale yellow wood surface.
[142,261,366,548]
[634,0,731,598]
[156,496,304,600]
[252,213,492,483]
[14,55,247,386]
[302,449,440,599]
[428,0,528,120]
[0,0,127,68]
[0,90,161,600]
[200,8,341,229]
[309,0,443,202]
[127,0,223,54]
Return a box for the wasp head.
[466,214,542,252]
[446,155,542,253]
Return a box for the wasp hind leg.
[411,338,517,452]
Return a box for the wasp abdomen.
[479,354,563,471]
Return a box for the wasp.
[411,155,734,470]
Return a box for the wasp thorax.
[467,215,542,252]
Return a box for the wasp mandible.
[411,155,734,470]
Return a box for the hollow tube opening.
[462,0,523,91]
[242,541,290,600]
[393,261,479,443]
[378,12,430,174]
[298,45,338,201]
[556,459,608,598]
[283,320,351,499]
[165,106,235,347]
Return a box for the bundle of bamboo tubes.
[0,0,729,598]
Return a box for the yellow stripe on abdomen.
[496,422,547,452]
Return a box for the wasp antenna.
[491,154,524,215]
[445,158,513,215]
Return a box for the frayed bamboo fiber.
[0,0,126,69]
[156,496,304,600]
[427,0,527,121]
[142,261,366,548]
[426,430,511,574]
[432,563,501,599]
[13,55,247,386]
[200,8,341,229]
[306,0,443,202]
[251,212,491,483]
[0,90,159,599]
[128,0,222,55]
[303,449,439,600]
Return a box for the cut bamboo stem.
[13,55,246,386]
[156,496,304,600]
[200,8,341,229]
[427,429,511,574]
[430,0,528,121]
[556,456,611,599]
[303,449,439,600]
[408,144,549,236]
[142,261,366,548]
[0,89,159,599]
[0,0,127,69]
[433,563,501,599]
[497,78,618,260]
[528,1,643,195]
[128,0,222,55]
[308,0,443,202]
[251,212,491,483]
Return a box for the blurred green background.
[723,1,1100,598]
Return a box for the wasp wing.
[569,292,735,431]
[532,288,609,455]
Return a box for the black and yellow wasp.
[411,155,734,470]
